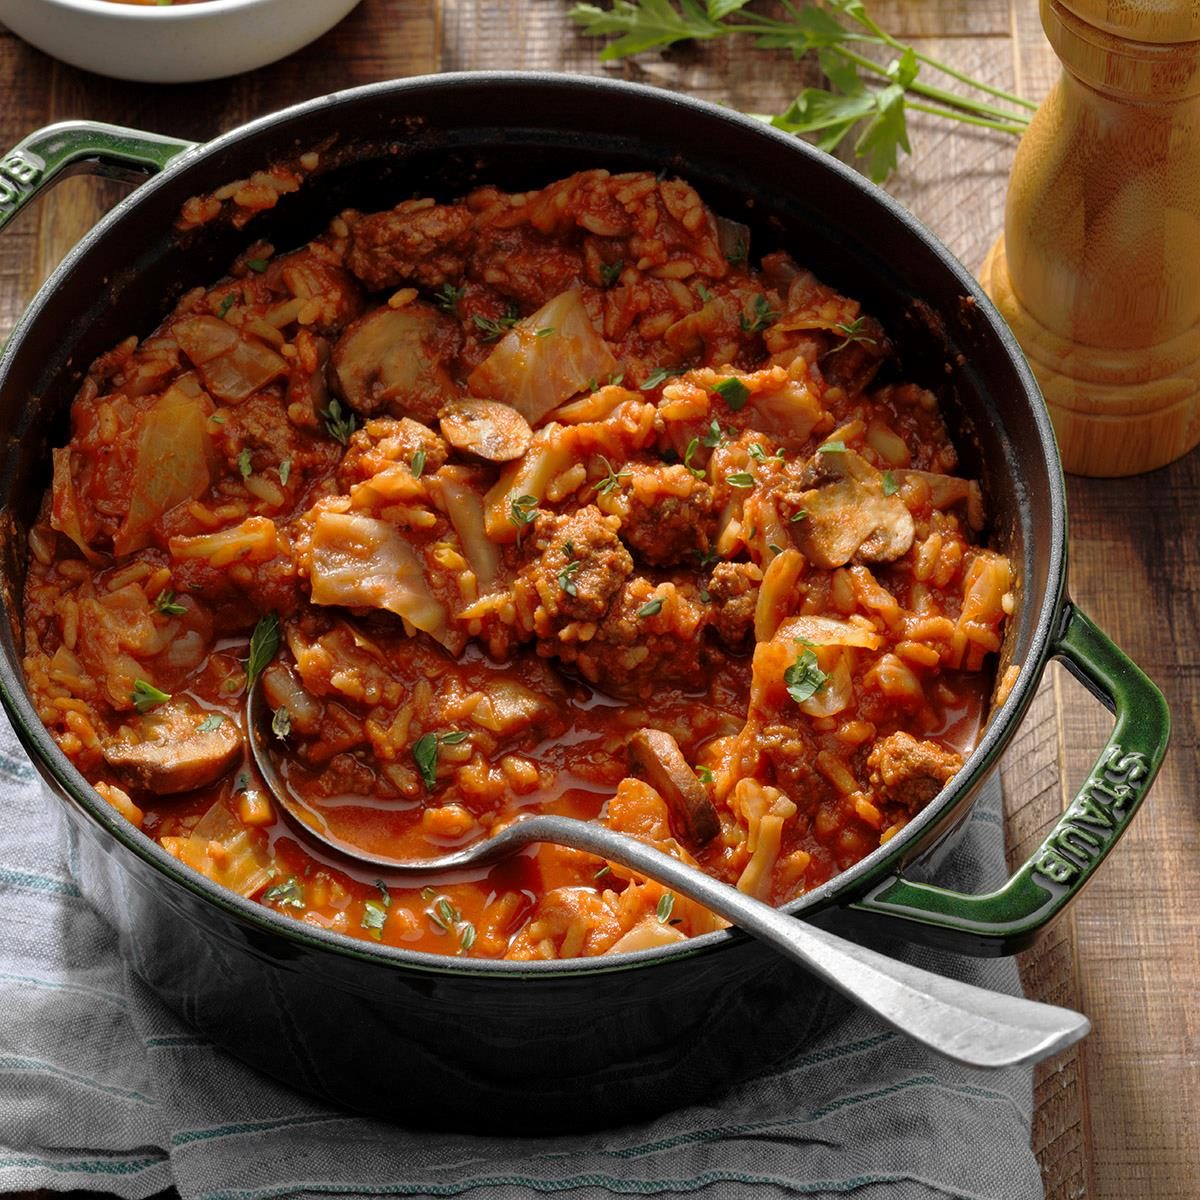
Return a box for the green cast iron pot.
[0,74,1171,1131]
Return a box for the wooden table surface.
[1,2,1196,1197]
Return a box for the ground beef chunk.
[337,416,449,489]
[343,200,476,291]
[867,731,962,812]
[706,561,762,645]
[615,463,715,567]
[468,225,584,310]
[756,722,833,812]
[522,507,633,628]
[262,248,364,337]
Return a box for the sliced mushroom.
[103,700,242,796]
[439,398,532,462]
[331,301,460,422]
[627,728,720,847]
[792,449,914,570]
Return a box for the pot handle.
[850,602,1169,956]
[0,121,198,235]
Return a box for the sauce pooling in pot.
[22,168,1012,958]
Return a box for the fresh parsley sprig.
[570,1,1034,183]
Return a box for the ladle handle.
[521,814,1089,1070]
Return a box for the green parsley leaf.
[882,469,899,496]
[607,371,625,387]
[596,456,632,497]
[263,877,305,909]
[696,283,714,303]
[216,294,235,319]
[271,705,291,740]
[535,327,555,338]
[726,233,747,265]
[429,896,460,931]
[434,282,466,314]
[790,509,809,522]
[131,679,171,714]
[361,899,388,939]
[638,596,664,618]
[322,399,357,446]
[725,471,756,488]
[640,367,683,391]
[768,542,786,555]
[594,864,612,880]
[509,494,539,529]
[784,642,828,704]
[695,765,715,785]
[656,892,676,923]
[245,257,269,273]
[473,304,521,342]
[412,731,468,791]
[713,377,750,411]
[458,923,477,954]
[600,259,624,287]
[738,294,781,334]
[376,880,391,907]
[245,614,281,689]
[279,458,292,487]
[154,589,186,617]
[238,448,253,479]
[701,418,725,448]
[410,448,426,479]
[832,315,878,350]
[682,436,707,480]
[818,440,847,454]
[558,558,583,597]
[197,714,224,733]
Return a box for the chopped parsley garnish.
[725,471,756,489]
[209,413,226,425]
[322,399,357,446]
[726,234,747,266]
[594,864,612,880]
[361,899,388,940]
[263,877,305,909]
[197,714,224,734]
[429,896,460,932]
[563,540,575,557]
[234,769,251,794]
[131,679,171,714]
[768,542,786,556]
[509,493,539,531]
[607,371,625,387]
[683,437,705,480]
[784,641,828,705]
[238,448,253,479]
[412,730,469,792]
[640,367,682,391]
[245,614,280,689]
[458,923,476,954]
[638,597,664,618]
[216,294,235,319]
[271,705,291,741]
[596,456,632,497]
[696,283,714,303]
[818,440,847,454]
[410,448,426,479]
[701,419,725,449]
[693,545,718,568]
[245,257,269,273]
[656,892,676,923]
[434,282,466,314]
[695,765,714,785]
[154,589,186,617]
[473,304,521,342]
[600,259,624,287]
[832,316,877,349]
[535,327,555,338]
[376,880,391,908]
[882,469,899,496]
[558,558,583,597]
[738,294,780,333]
[279,458,292,486]
[713,377,750,411]
[791,509,809,522]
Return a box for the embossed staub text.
[0,150,46,217]
[1031,745,1150,887]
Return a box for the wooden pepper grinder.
[980,0,1200,476]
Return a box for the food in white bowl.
[0,0,363,83]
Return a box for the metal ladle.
[247,682,1088,1069]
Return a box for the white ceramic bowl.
[0,0,363,83]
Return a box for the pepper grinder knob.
[980,0,1200,476]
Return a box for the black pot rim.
[0,71,1067,979]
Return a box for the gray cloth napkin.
[0,705,1042,1200]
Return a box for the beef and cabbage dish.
[22,168,1013,959]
